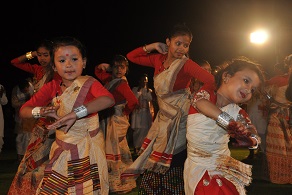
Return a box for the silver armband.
[216,111,234,129]
[248,134,260,149]
[74,105,88,119]
[32,107,42,118]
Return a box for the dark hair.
[111,54,129,74]
[215,56,265,89]
[167,23,193,41]
[18,79,29,91]
[36,39,54,56]
[111,54,128,66]
[51,36,87,64]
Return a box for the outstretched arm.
[46,96,114,133]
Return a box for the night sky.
[1,0,292,99]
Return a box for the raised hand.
[154,42,168,54]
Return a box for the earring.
[223,77,228,83]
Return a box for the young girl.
[121,23,215,194]
[10,39,61,93]
[95,55,138,193]
[18,36,114,195]
[8,39,62,195]
[184,57,264,195]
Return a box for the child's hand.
[41,105,60,120]
[46,111,77,133]
[154,42,168,54]
[98,63,111,71]
[227,121,257,148]
[227,120,251,137]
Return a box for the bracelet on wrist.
[74,105,88,119]
[143,45,150,54]
[26,51,34,60]
[32,107,42,118]
[248,134,260,149]
[216,111,234,129]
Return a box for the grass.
[1,141,292,195]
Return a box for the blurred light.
[250,30,269,44]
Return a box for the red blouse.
[127,47,215,92]
[95,68,138,116]
[21,77,114,116]
[11,58,61,82]
[265,74,289,87]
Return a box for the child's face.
[166,35,191,59]
[53,46,86,83]
[112,62,127,79]
[37,47,51,67]
[220,68,261,104]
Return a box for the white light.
[250,30,269,44]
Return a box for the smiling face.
[218,68,261,105]
[53,45,86,85]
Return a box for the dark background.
[1,0,292,99]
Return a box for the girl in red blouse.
[121,23,215,195]
[9,36,114,195]
[95,55,138,194]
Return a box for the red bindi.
[66,54,69,56]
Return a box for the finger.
[64,127,70,134]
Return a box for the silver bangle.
[216,111,234,129]
[74,105,88,119]
[248,134,260,149]
[32,107,42,118]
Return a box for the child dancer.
[18,36,114,194]
[185,57,264,195]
